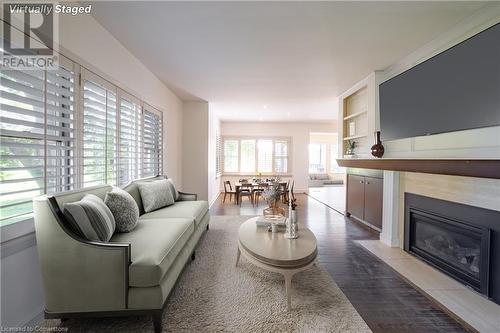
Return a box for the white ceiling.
[89,1,487,122]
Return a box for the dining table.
[233,181,287,205]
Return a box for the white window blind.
[223,139,239,172]
[240,139,256,173]
[222,137,290,174]
[82,70,117,187]
[1,24,165,227]
[45,62,76,194]
[142,106,162,177]
[215,132,222,176]
[0,68,45,225]
[0,56,76,226]
[119,93,141,185]
[274,140,288,173]
[257,139,273,173]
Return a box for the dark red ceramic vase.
[371,131,385,158]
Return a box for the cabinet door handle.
[359,180,364,184]
[366,181,370,184]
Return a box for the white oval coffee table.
[235,216,318,310]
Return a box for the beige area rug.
[42,215,371,332]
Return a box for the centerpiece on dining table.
[261,184,286,221]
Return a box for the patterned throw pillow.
[166,178,179,201]
[137,179,175,213]
[63,194,116,242]
[104,187,139,232]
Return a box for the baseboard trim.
[21,306,44,328]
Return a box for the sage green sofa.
[33,176,209,332]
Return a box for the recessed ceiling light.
[263,105,268,109]
[259,116,263,121]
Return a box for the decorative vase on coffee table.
[263,200,285,221]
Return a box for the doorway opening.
[307,132,345,214]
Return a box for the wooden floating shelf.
[343,110,367,120]
[343,134,367,141]
[336,158,500,179]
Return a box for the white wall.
[1,14,184,328]
[221,122,336,191]
[182,102,209,200]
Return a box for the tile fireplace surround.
[370,171,500,332]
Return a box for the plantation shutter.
[118,91,141,185]
[0,56,76,225]
[45,57,76,194]
[142,105,162,177]
[216,132,222,176]
[274,140,288,173]
[257,139,273,173]
[0,67,45,225]
[82,70,118,187]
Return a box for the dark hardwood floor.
[211,193,469,333]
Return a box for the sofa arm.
[34,197,131,313]
[177,191,197,201]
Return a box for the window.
[0,56,76,226]
[142,106,162,177]
[0,43,164,226]
[82,70,117,187]
[257,139,273,173]
[215,132,222,177]
[309,143,327,173]
[274,140,288,173]
[223,139,239,172]
[240,139,256,173]
[119,93,142,185]
[222,137,290,174]
[45,63,76,194]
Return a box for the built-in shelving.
[338,72,383,159]
[343,110,367,121]
[343,134,367,141]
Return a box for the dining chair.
[279,182,288,203]
[252,183,268,207]
[223,181,236,204]
[239,183,253,206]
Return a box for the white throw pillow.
[137,179,175,213]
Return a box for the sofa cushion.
[110,218,194,287]
[63,194,115,242]
[104,187,139,232]
[139,201,209,227]
[137,179,175,213]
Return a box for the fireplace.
[404,193,500,304]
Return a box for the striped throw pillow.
[63,194,116,242]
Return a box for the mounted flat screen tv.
[379,23,500,142]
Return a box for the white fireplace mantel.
[380,170,400,247]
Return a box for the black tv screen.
[379,23,500,142]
